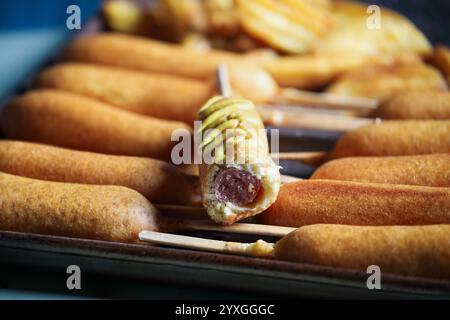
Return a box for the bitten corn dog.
[0,140,199,205]
[332,120,450,158]
[311,154,450,187]
[275,224,450,280]
[0,172,161,243]
[0,90,191,161]
[371,90,450,120]
[196,96,281,224]
[261,180,450,227]
[34,63,213,124]
[63,33,278,102]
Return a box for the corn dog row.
[371,90,450,120]
[331,120,450,158]
[0,140,199,205]
[34,63,213,124]
[141,224,450,280]
[0,90,191,161]
[63,33,278,102]
[63,32,430,93]
[34,63,450,123]
[275,224,450,280]
[0,172,161,243]
[2,92,449,163]
[312,154,450,187]
[261,180,450,227]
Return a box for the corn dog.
[371,90,450,120]
[63,33,278,102]
[311,154,450,187]
[0,140,199,205]
[0,172,161,243]
[34,63,213,124]
[0,90,191,161]
[275,225,450,279]
[261,180,450,227]
[332,120,450,158]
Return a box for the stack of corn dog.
[0,2,449,283]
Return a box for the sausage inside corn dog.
[0,90,191,161]
[63,33,278,102]
[261,180,450,227]
[311,154,450,187]
[34,63,213,124]
[371,89,450,120]
[0,172,161,243]
[275,224,450,280]
[0,140,199,205]
[332,120,450,158]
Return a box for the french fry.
[315,1,432,56]
[264,52,420,89]
[326,62,448,100]
[236,0,329,53]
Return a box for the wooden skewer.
[258,105,374,132]
[139,231,275,257]
[166,218,296,237]
[217,64,375,132]
[154,205,296,237]
[271,151,328,162]
[280,174,302,183]
[276,88,379,112]
[217,63,232,97]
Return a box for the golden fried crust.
[434,46,450,84]
[0,140,199,205]
[332,120,450,158]
[326,63,447,100]
[34,63,212,124]
[275,224,450,279]
[311,154,450,187]
[0,172,160,242]
[63,33,278,102]
[0,90,191,161]
[373,90,450,120]
[261,179,450,227]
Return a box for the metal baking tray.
[0,231,449,299]
[0,3,449,299]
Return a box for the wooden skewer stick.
[258,105,374,132]
[139,231,275,257]
[154,205,296,237]
[217,63,232,97]
[217,64,376,132]
[271,151,328,161]
[166,218,296,238]
[276,88,379,112]
[280,174,302,183]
